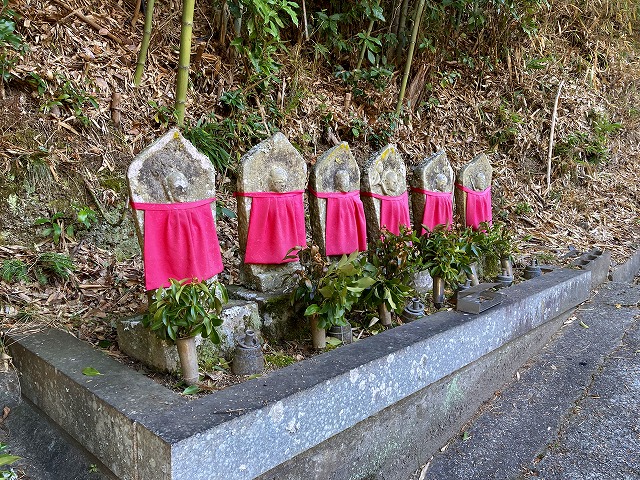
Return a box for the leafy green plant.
[490,103,523,147]
[0,0,27,82]
[183,118,233,171]
[418,226,473,290]
[291,248,376,330]
[0,442,20,479]
[148,100,175,128]
[26,72,48,95]
[42,77,98,126]
[145,278,228,343]
[34,212,73,245]
[489,223,517,260]
[36,252,74,281]
[555,112,622,166]
[514,202,532,215]
[199,351,230,372]
[554,131,608,165]
[229,0,298,79]
[220,89,246,111]
[1,253,74,285]
[363,227,419,315]
[75,206,98,229]
[145,278,229,385]
[473,222,517,278]
[216,200,237,219]
[1,259,28,283]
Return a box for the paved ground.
[411,279,640,480]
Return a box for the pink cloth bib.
[309,189,367,256]
[361,190,411,235]
[130,198,224,291]
[236,190,306,264]
[411,187,453,235]
[456,184,492,229]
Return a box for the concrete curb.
[8,267,591,480]
[572,248,611,289]
[610,246,640,283]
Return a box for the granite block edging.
[6,329,187,479]
[610,246,640,283]
[572,248,611,289]
[7,268,591,480]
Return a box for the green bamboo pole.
[175,0,196,126]
[355,19,375,71]
[395,0,425,116]
[394,0,410,60]
[133,0,156,86]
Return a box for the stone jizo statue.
[127,129,224,291]
[235,133,307,291]
[410,150,454,235]
[309,143,366,257]
[455,153,493,229]
[361,144,410,241]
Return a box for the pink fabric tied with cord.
[361,190,411,235]
[130,198,224,291]
[309,189,367,256]
[411,187,453,235]
[236,190,306,264]
[456,184,492,229]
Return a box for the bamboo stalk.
[546,80,564,192]
[301,0,309,41]
[175,0,196,126]
[396,0,426,116]
[133,0,155,86]
[394,0,410,59]
[390,0,401,36]
[131,0,142,27]
[218,2,228,45]
[356,19,375,71]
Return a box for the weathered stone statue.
[361,144,410,241]
[410,150,454,235]
[127,129,223,291]
[235,132,307,292]
[309,142,366,257]
[455,153,493,229]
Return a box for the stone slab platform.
[7,267,592,480]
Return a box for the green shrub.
[0,0,27,82]
[1,259,28,283]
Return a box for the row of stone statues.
[127,130,493,293]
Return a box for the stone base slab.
[227,285,307,342]
[116,299,261,373]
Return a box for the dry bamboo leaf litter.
[0,0,638,344]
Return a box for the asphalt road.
[411,279,640,480]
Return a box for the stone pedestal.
[116,300,261,373]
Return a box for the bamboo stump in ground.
[176,337,199,385]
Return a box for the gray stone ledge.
[572,248,611,289]
[610,246,640,283]
[7,267,591,480]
